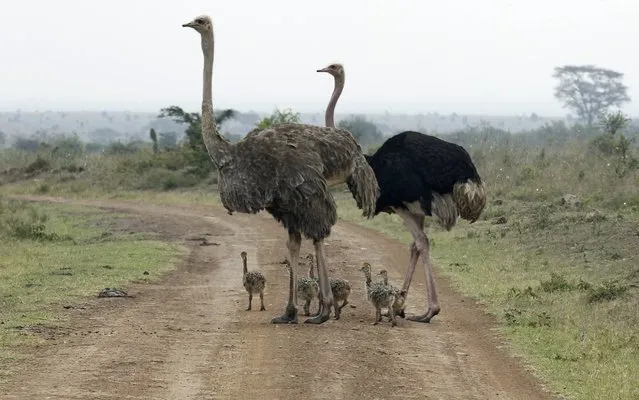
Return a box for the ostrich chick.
[306,253,352,320]
[359,262,397,327]
[378,269,407,319]
[241,251,266,311]
[297,256,320,316]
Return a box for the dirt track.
[2,196,555,399]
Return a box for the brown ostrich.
[318,62,486,323]
[181,15,379,325]
[241,251,266,311]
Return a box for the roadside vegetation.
[1,103,638,399]
[0,198,178,377]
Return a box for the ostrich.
[297,256,320,316]
[318,63,486,323]
[182,15,379,325]
[378,269,407,319]
[360,262,397,327]
[306,253,352,320]
[241,251,267,311]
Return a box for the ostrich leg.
[396,210,440,323]
[396,210,425,295]
[305,239,334,324]
[272,231,302,324]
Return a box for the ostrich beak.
[182,21,195,28]
[317,67,329,73]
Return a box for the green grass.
[335,191,639,400]
[0,199,180,374]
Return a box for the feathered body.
[379,270,407,319]
[329,277,351,319]
[360,263,397,327]
[241,251,266,311]
[305,253,352,320]
[297,257,320,316]
[224,124,378,241]
[366,131,486,230]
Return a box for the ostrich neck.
[308,262,315,279]
[242,258,248,275]
[200,30,232,168]
[325,74,345,128]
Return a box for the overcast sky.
[1,0,637,116]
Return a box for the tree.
[149,128,158,154]
[158,132,178,149]
[254,108,301,129]
[337,116,383,146]
[0,131,5,147]
[158,105,237,175]
[553,65,631,126]
[158,105,236,151]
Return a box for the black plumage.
[366,131,484,225]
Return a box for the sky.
[0,0,637,116]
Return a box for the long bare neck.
[382,274,388,285]
[242,257,248,275]
[363,269,371,287]
[325,72,345,128]
[308,261,315,279]
[200,30,232,168]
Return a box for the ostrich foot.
[407,307,440,323]
[304,313,330,324]
[271,305,298,324]
[260,305,266,311]
[304,307,330,324]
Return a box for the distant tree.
[337,116,383,146]
[592,110,638,177]
[255,108,301,129]
[158,132,178,149]
[0,131,5,147]
[149,128,158,154]
[553,65,631,126]
[158,105,236,175]
[158,105,236,151]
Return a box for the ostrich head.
[359,262,372,274]
[378,269,388,278]
[305,253,314,263]
[317,63,344,78]
[240,251,247,261]
[182,15,213,33]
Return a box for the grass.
[335,191,639,400]
[0,198,180,376]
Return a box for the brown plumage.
[360,262,397,327]
[241,251,266,311]
[378,269,406,319]
[182,15,379,325]
[297,256,320,316]
[306,253,352,320]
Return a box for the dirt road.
[2,196,554,399]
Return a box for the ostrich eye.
[195,18,204,24]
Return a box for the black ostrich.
[318,64,486,323]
